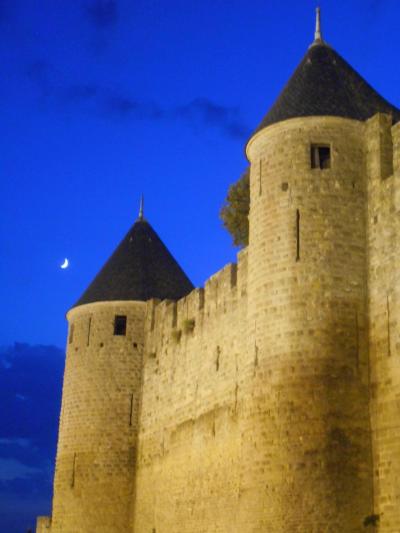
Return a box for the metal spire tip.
[138,195,144,221]
[309,6,326,47]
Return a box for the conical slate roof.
[254,42,400,134]
[74,217,194,307]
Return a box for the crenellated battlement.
[145,248,248,347]
[366,113,400,246]
[365,112,400,184]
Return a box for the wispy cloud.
[174,98,250,139]
[104,95,164,119]
[369,0,382,10]
[0,438,31,448]
[365,0,387,20]
[64,83,99,102]
[102,95,250,139]
[25,60,55,96]
[0,343,64,457]
[0,0,14,23]
[84,0,118,28]
[0,343,64,532]
[0,458,42,482]
[24,60,250,140]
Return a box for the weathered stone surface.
[48,301,146,533]
[37,110,400,533]
[245,116,372,532]
[38,111,400,532]
[367,114,400,533]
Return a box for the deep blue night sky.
[1,1,399,531]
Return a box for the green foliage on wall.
[220,168,250,247]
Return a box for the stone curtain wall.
[243,117,373,531]
[132,116,377,532]
[49,301,146,533]
[367,114,400,532]
[39,113,400,533]
[132,253,248,532]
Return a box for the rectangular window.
[311,145,331,169]
[114,315,127,336]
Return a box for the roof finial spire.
[309,6,325,48]
[138,194,144,220]
[315,7,322,42]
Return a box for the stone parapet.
[36,516,51,532]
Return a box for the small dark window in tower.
[69,324,74,344]
[114,315,127,336]
[311,145,331,169]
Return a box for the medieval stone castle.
[37,10,400,533]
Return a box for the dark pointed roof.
[254,43,400,134]
[73,218,194,308]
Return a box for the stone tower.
[37,10,400,533]
[38,209,193,532]
[244,12,399,531]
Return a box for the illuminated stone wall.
[49,301,146,533]
[131,116,379,532]
[38,113,400,533]
[242,116,373,531]
[367,114,400,533]
[133,257,248,532]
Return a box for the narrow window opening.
[68,324,74,344]
[133,342,138,349]
[311,145,331,169]
[234,383,239,413]
[216,346,221,372]
[387,294,391,357]
[87,317,92,346]
[114,315,127,336]
[129,393,134,426]
[71,453,76,488]
[296,209,300,262]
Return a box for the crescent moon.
[61,258,69,269]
